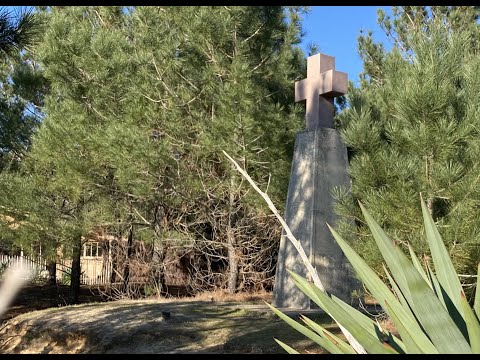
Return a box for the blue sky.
[300,6,393,86]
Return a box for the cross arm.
[295,70,348,103]
[320,70,348,97]
[295,78,309,102]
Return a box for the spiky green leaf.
[426,262,448,310]
[383,263,413,317]
[327,223,438,353]
[383,300,423,354]
[420,196,463,314]
[358,202,412,305]
[288,271,399,354]
[274,339,300,354]
[408,242,431,289]
[460,291,480,353]
[300,315,356,354]
[331,293,406,354]
[426,262,468,339]
[360,202,471,353]
[265,302,344,354]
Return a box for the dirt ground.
[0,284,338,354]
[0,284,106,323]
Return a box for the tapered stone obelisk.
[273,53,361,309]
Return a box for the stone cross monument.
[273,53,361,309]
[295,54,347,129]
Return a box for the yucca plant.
[267,198,480,354]
[224,151,479,354]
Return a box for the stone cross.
[295,53,348,129]
[273,51,361,309]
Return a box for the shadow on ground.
[0,298,339,354]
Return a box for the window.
[82,242,102,258]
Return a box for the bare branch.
[222,150,367,354]
[242,22,264,44]
[222,150,323,290]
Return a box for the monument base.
[273,127,362,309]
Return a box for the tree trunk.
[152,205,167,296]
[122,225,133,294]
[151,241,167,296]
[226,229,238,293]
[227,174,239,293]
[110,239,118,283]
[425,153,434,216]
[47,260,56,286]
[69,236,82,304]
[427,197,434,216]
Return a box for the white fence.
[58,258,112,285]
[0,254,112,285]
[0,254,46,280]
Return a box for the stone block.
[273,127,361,309]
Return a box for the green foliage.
[335,6,480,288]
[0,7,42,59]
[3,6,308,292]
[271,198,480,353]
[0,7,47,260]
[0,261,8,276]
[61,267,71,286]
[0,7,44,172]
[0,56,44,172]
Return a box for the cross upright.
[295,53,348,129]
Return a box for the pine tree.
[129,6,305,292]
[0,8,40,59]
[335,6,480,289]
[24,6,136,301]
[0,8,44,171]
[25,6,306,295]
[0,7,47,258]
